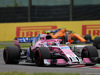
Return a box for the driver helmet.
[40,37,44,40]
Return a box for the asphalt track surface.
[0,48,100,74]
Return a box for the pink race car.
[3,34,100,66]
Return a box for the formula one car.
[3,34,100,66]
[44,28,92,44]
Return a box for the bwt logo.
[16,26,57,37]
[82,25,100,36]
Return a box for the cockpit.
[40,34,52,40]
[44,42,59,46]
[46,35,52,39]
[40,37,44,40]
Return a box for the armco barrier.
[0,20,100,41]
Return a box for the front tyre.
[81,46,98,66]
[35,47,51,66]
[3,46,20,64]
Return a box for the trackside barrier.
[0,20,100,41]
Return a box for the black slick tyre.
[81,46,98,66]
[63,34,68,44]
[3,46,20,64]
[93,37,100,49]
[35,47,51,66]
[57,36,63,44]
[84,34,92,43]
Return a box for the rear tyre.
[62,34,68,44]
[57,36,63,44]
[84,34,92,43]
[93,37,100,49]
[3,46,20,64]
[35,47,51,66]
[81,46,98,66]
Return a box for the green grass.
[0,43,31,49]
[0,41,92,49]
[0,72,99,75]
[0,72,81,75]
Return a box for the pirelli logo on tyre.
[82,25,100,37]
[16,26,57,37]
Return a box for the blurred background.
[0,0,100,23]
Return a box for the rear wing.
[15,34,41,43]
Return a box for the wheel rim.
[3,49,8,63]
[35,49,41,65]
[82,50,89,60]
